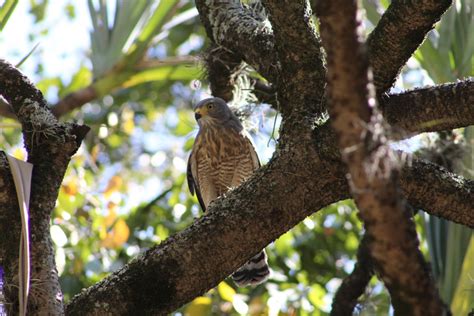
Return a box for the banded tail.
[231,250,270,287]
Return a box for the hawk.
[187,97,270,287]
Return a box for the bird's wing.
[243,130,261,169]
[229,131,261,189]
[187,150,206,211]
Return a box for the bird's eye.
[207,103,213,109]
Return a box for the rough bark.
[0,59,89,315]
[368,0,452,94]
[316,0,446,314]
[401,159,474,227]
[381,79,474,137]
[262,0,326,117]
[195,0,279,83]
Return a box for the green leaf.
[29,0,48,23]
[60,66,93,97]
[0,0,18,31]
[451,236,474,315]
[416,37,455,83]
[362,0,382,27]
[124,0,181,66]
[88,0,152,77]
[172,111,194,137]
[37,77,63,96]
[122,64,201,88]
[438,4,456,57]
[308,283,326,309]
[442,222,472,302]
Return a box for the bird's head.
[193,97,232,126]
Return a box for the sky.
[0,0,91,81]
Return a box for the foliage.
[0,1,472,315]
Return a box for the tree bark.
[368,0,452,94]
[316,0,447,314]
[381,79,474,137]
[0,59,89,315]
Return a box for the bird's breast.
[200,126,246,161]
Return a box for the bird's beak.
[194,108,202,120]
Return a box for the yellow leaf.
[99,225,107,240]
[122,108,135,135]
[123,117,135,135]
[104,175,123,197]
[62,181,78,196]
[218,281,236,302]
[185,297,212,316]
[102,219,130,248]
[113,219,130,245]
[104,202,118,227]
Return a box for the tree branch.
[330,234,373,316]
[401,158,474,227]
[381,79,474,137]
[0,59,89,315]
[368,0,452,94]
[65,148,348,315]
[262,0,326,116]
[64,119,473,314]
[313,123,474,228]
[316,1,446,314]
[195,0,279,83]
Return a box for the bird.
[187,97,270,287]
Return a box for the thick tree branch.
[330,234,373,316]
[381,79,474,137]
[313,123,474,228]
[0,59,89,315]
[262,0,326,117]
[401,159,474,227]
[64,120,473,314]
[368,0,452,94]
[195,0,279,83]
[65,147,348,315]
[316,1,446,314]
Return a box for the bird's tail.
[231,250,270,287]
